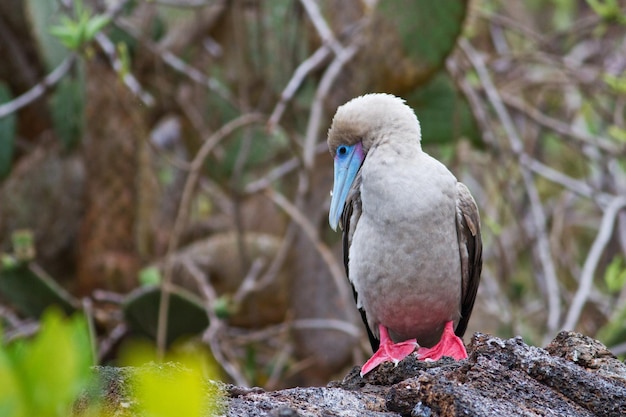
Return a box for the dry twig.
[0,56,77,119]
[156,113,265,356]
[460,38,562,340]
[264,188,352,308]
[562,196,626,331]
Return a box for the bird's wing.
[340,174,380,351]
[454,182,483,338]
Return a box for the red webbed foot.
[417,321,467,361]
[360,324,418,376]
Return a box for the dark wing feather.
[340,174,379,351]
[454,182,483,338]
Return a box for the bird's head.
[327,93,421,230]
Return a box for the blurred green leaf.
[1,309,94,417]
[213,295,238,320]
[586,0,626,24]
[49,5,110,51]
[26,0,68,67]
[11,230,35,262]
[603,74,626,94]
[378,0,467,69]
[406,72,480,147]
[49,16,82,50]
[608,125,626,143]
[0,262,77,318]
[1,254,18,269]
[0,83,16,179]
[139,266,162,286]
[85,15,110,40]
[597,302,626,349]
[26,0,86,148]
[117,41,131,78]
[604,256,626,293]
[123,286,209,346]
[51,72,85,149]
[121,343,221,417]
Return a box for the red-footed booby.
[327,93,482,376]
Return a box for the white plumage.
[327,94,482,374]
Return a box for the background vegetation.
[0,0,625,399]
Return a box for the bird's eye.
[337,145,348,156]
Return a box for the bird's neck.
[371,133,422,159]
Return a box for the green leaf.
[378,0,467,73]
[608,125,626,143]
[406,71,480,147]
[0,346,26,417]
[0,262,77,318]
[26,0,69,67]
[1,309,94,416]
[49,25,81,50]
[214,295,238,320]
[121,344,221,417]
[123,286,209,346]
[11,230,35,262]
[0,83,16,179]
[139,266,162,286]
[50,72,85,149]
[605,256,626,293]
[586,0,626,23]
[1,254,17,269]
[85,15,110,40]
[603,74,626,95]
[117,41,131,78]
[597,302,626,348]
[48,7,110,51]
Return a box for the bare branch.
[94,32,155,107]
[264,188,352,309]
[0,55,76,119]
[244,142,328,194]
[298,0,344,56]
[303,44,359,170]
[232,258,267,306]
[268,45,331,131]
[114,18,236,106]
[156,113,265,355]
[520,155,613,204]
[460,38,562,340]
[291,318,361,338]
[562,196,626,331]
[182,257,250,386]
[500,92,624,156]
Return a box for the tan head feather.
[327,93,422,156]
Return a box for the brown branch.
[500,92,623,156]
[267,45,331,131]
[303,44,358,170]
[156,113,265,356]
[94,32,155,107]
[114,18,236,107]
[263,188,352,309]
[181,256,250,386]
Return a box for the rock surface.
[93,332,626,416]
[223,332,626,417]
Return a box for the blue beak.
[329,142,364,231]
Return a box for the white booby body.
[327,94,481,372]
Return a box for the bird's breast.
[349,150,462,345]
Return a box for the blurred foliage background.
[1,0,625,391]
